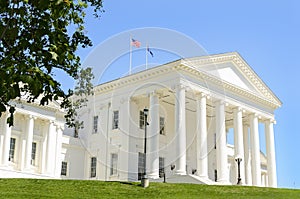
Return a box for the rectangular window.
[138,152,145,180]
[9,138,16,162]
[61,161,68,176]
[110,153,118,175]
[214,169,218,182]
[112,111,119,129]
[139,111,145,129]
[31,142,37,165]
[159,117,165,135]
[159,157,165,178]
[90,157,97,178]
[93,116,98,134]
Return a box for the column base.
[148,172,159,179]
[216,179,231,185]
[23,167,34,173]
[175,170,186,175]
[197,175,209,181]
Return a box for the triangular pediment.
[181,52,282,107]
[199,61,259,94]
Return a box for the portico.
[129,81,277,186]
[0,101,65,178]
[86,52,281,186]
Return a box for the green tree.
[0,0,103,126]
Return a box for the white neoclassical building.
[0,99,65,178]
[0,52,281,187]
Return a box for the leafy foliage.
[0,0,103,126]
[63,67,94,130]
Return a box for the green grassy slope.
[0,179,299,199]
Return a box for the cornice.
[92,52,281,109]
[11,98,65,114]
[231,53,281,104]
[93,60,180,94]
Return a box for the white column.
[175,85,186,175]
[243,125,252,185]
[2,115,12,166]
[0,133,3,165]
[0,117,5,164]
[265,119,277,188]
[24,115,35,170]
[19,136,26,171]
[215,100,228,183]
[249,113,261,186]
[39,122,47,174]
[55,125,63,177]
[196,93,208,178]
[148,92,159,179]
[45,121,56,175]
[233,107,245,184]
[261,173,265,186]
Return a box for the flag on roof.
[131,38,141,48]
[147,46,154,57]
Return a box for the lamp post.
[141,108,149,188]
[235,157,242,185]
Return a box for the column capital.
[195,92,207,99]
[249,112,259,118]
[45,120,55,126]
[26,114,37,120]
[233,106,243,112]
[56,124,65,131]
[173,83,187,91]
[214,99,226,106]
[148,90,159,97]
[264,118,276,124]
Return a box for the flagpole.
[129,35,132,75]
[146,42,148,70]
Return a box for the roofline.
[93,52,282,108]
[234,52,282,105]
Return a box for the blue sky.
[60,1,300,188]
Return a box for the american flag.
[131,38,141,48]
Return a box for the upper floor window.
[90,157,97,178]
[61,161,68,176]
[31,142,37,165]
[139,110,145,129]
[93,116,98,134]
[9,138,16,162]
[112,111,119,129]
[159,117,165,135]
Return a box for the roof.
[93,52,281,109]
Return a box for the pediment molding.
[181,52,282,108]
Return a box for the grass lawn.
[0,179,299,199]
